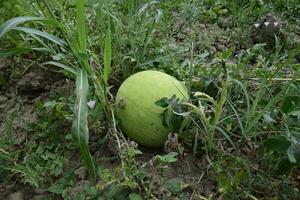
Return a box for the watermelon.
[115,70,189,147]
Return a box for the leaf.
[76,0,87,53]
[290,110,300,117]
[282,96,300,114]
[0,47,50,57]
[218,47,233,60]
[263,113,275,123]
[156,152,178,163]
[42,61,77,75]
[246,85,284,133]
[129,193,143,200]
[165,178,188,194]
[0,16,44,39]
[155,9,163,23]
[155,97,169,108]
[72,69,97,180]
[287,146,296,163]
[274,157,293,175]
[72,68,89,146]
[12,27,66,46]
[103,25,111,83]
[264,136,291,153]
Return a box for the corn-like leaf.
[12,27,66,46]
[76,0,87,53]
[103,26,111,83]
[72,69,97,180]
[72,69,89,147]
[0,16,44,39]
[0,47,50,57]
[42,61,77,75]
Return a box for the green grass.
[0,0,299,199]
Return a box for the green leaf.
[263,113,275,123]
[218,47,233,60]
[274,157,293,175]
[129,193,143,200]
[103,25,111,83]
[155,97,169,108]
[42,61,77,75]
[264,136,291,153]
[12,27,66,46]
[72,68,89,146]
[282,96,300,114]
[0,47,50,57]
[287,146,296,163]
[165,178,189,194]
[0,16,44,39]
[72,69,97,180]
[76,0,87,54]
[156,152,178,163]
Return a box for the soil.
[0,58,215,199]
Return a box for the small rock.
[8,191,23,200]
[75,166,88,180]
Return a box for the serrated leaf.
[156,152,178,163]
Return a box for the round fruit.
[115,70,189,147]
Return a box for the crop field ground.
[0,0,299,199]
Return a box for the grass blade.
[230,78,251,123]
[12,27,66,46]
[103,26,111,83]
[42,61,77,75]
[0,47,50,57]
[246,90,284,134]
[72,69,97,180]
[227,97,246,136]
[0,16,44,39]
[76,0,87,53]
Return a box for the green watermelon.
[115,70,189,147]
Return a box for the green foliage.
[72,69,97,180]
[0,0,31,24]
[0,0,300,199]
[0,97,72,188]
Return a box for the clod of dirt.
[16,69,62,97]
[0,95,8,110]
[69,180,90,199]
[8,191,23,200]
[74,166,88,180]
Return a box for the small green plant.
[0,0,113,180]
[264,92,300,175]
